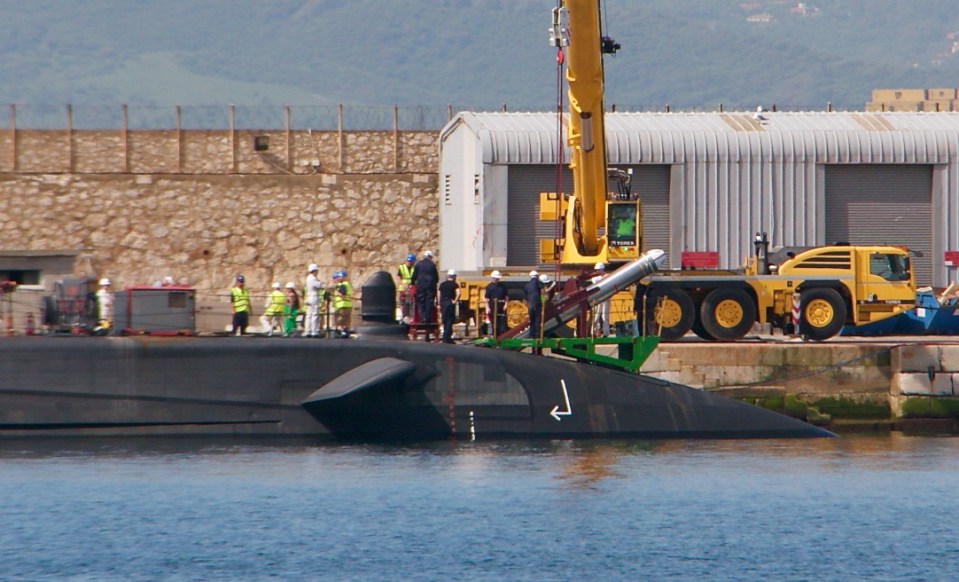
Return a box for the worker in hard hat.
[283,282,300,337]
[591,262,610,337]
[229,274,251,336]
[260,282,286,336]
[438,269,461,344]
[484,270,508,339]
[304,263,323,337]
[396,253,416,324]
[95,278,114,334]
[539,273,557,301]
[411,250,439,334]
[524,270,543,342]
[332,270,353,338]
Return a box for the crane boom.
[564,0,607,258]
[552,0,639,267]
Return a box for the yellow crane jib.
[550,0,640,267]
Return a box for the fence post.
[66,104,75,173]
[8,104,16,172]
[175,105,183,173]
[229,103,237,174]
[338,103,344,173]
[393,104,399,172]
[121,104,129,172]
[285,105,292,171]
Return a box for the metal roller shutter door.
[507,165,670,267]
[824,164,932,285]
[630,165,671,266]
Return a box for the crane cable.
[553,41,566,286]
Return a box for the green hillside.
[2,0,959,127]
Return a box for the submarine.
[0,265,831,440]
[0,335,829,440]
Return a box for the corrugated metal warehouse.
[438,111,959,287]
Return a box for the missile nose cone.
[647,248,667,269]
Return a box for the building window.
[0,269,41,285]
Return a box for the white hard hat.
[529,270,538,278]
[308,263,319,272]
[447,269,457,276]
[594,262,605,270]
[99,278,111,286]
[272,282,280,289]
[285,282,296,289]
[424,250,434,258]
[539,274,550,283]
[491,270,502,279]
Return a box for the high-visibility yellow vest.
[333,281,353,310]
[398,263,414,286]
[265,290,285,316]
[230,287,251,313]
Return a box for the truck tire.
[800,288,847,341]
[700,288,757,341]
[645,288,694,341]
[691,318,716,341]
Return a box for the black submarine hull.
[0,335,829,439]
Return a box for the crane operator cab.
[605,168,641,262]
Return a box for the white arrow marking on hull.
[550,379,572,421]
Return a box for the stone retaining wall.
[0,129,440,328]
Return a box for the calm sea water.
[1,434,958,581]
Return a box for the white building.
[439,111,959,286]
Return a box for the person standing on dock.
[95,278,114,333]
[438,269,461,344]
[484,270,508,339]
[229,274,251,336]
[411,250,439,330]
[396,253,416,323]
[260,282,286,336]
[524,270,543,341]
[304,263,324,338]
[332,270,353,338]
[591,262,610,337]
[283,282,300,337]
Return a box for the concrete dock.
[639,334,959,432]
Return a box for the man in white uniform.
[304,263,324,337]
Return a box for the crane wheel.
[700,288,757,341]
[800,288,847,341]
[645,288,694,341]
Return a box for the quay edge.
[640,337,959,433]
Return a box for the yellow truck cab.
[641,235,917,341]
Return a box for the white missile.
[509,249,666,339]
